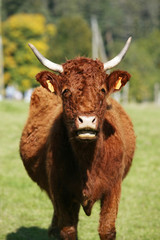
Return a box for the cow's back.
[20,87,62,190]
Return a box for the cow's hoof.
[48,225,60,239]
[60,226,77,240]
[99,230,116,240]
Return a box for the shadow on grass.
[6,226,58,240]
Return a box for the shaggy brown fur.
[20,57,136,240]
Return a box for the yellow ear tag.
[46,80,54,93]
[115,77,122,90]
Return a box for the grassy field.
[0,100,160,240]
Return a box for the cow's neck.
[71,133,104,179]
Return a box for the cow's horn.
[103,37,132,71]
[28,43,63,73]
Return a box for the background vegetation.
[1,0,160,101]
[1,2,160,240]
[0,101,160,239]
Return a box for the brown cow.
[20,37,136,240]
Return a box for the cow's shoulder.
[30,86,62,112]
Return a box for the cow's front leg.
[49,200,80,240]
[59,201,80,240]
[48,210,60,238]
[99,182,121,240]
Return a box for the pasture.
[0,100,160,240]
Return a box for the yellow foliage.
[21,79,32,89]
[3,14,46,36]
[19,66,41,79]
[18,66,28,75]
[46,24,57,36]
[11,30,22,39]
[4,56,16,68]
[28,67,42,79]
[4,72,11,84]
[4,42,17,56]
[2,13,57,91]
[2,37,9,46]
[23,52,33,62]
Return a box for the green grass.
[0,101,160,240]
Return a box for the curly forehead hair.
[61,57,106,86]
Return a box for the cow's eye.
[100,88,106,94]
[62,88,71,97]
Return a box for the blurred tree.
[2,0,160,40]
[2,0,160,101]
[3,13,56,92]
[142,29,160,69]
[51,0,80,18]
[2,0,48,20]
[114,0,160,38]
[50,16,92,63]
[2,0,22,19]
[48,0,160,39]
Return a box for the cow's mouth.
[76,128,98,140]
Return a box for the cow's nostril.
[78,117,83,123]
[92,117,96,123]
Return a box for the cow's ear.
[36,71,60,94]
[106,70,131,94]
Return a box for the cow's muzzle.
[75,115,99,140]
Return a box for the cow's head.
[29,38,131,141]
